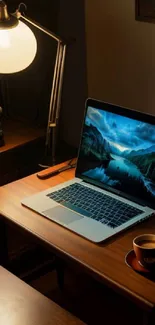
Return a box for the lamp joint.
[0,0,18,29]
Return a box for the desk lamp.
[0,1,67,164]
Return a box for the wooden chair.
[0,266,85,325]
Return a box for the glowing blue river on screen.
[83,154,155,196]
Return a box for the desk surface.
[0,161,155,312]
[0,266,84,325]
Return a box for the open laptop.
[21,98,155,243]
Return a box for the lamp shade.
[0,20,37,73]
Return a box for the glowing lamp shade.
[0,21,37,73]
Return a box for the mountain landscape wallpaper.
[78,106,155,204]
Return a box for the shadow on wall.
[58,0,88,149]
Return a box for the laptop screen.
[76,100,155,207]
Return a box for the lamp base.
[38,140,78,169]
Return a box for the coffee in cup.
[133,234,155,268]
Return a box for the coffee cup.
[133,234,155,268]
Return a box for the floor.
[29,264,143,325]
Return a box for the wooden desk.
[0,162,155,324]
[0,266,85,325]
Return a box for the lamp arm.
[56,44,66,121]
[20,14,65,44]
[17,13,67,164]
[45,42,67,164]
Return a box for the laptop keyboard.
[47,183,143,228]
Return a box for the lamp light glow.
[0,20,37,73]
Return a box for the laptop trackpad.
[43,205,84,225]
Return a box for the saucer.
[125,250,150,273]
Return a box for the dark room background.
[1,0,155,151]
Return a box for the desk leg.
[55,258,65,291]
[0,218,8,267]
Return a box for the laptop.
[21,98,155,243]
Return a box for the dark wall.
[58,0,88,148]
[85,1,155,116]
